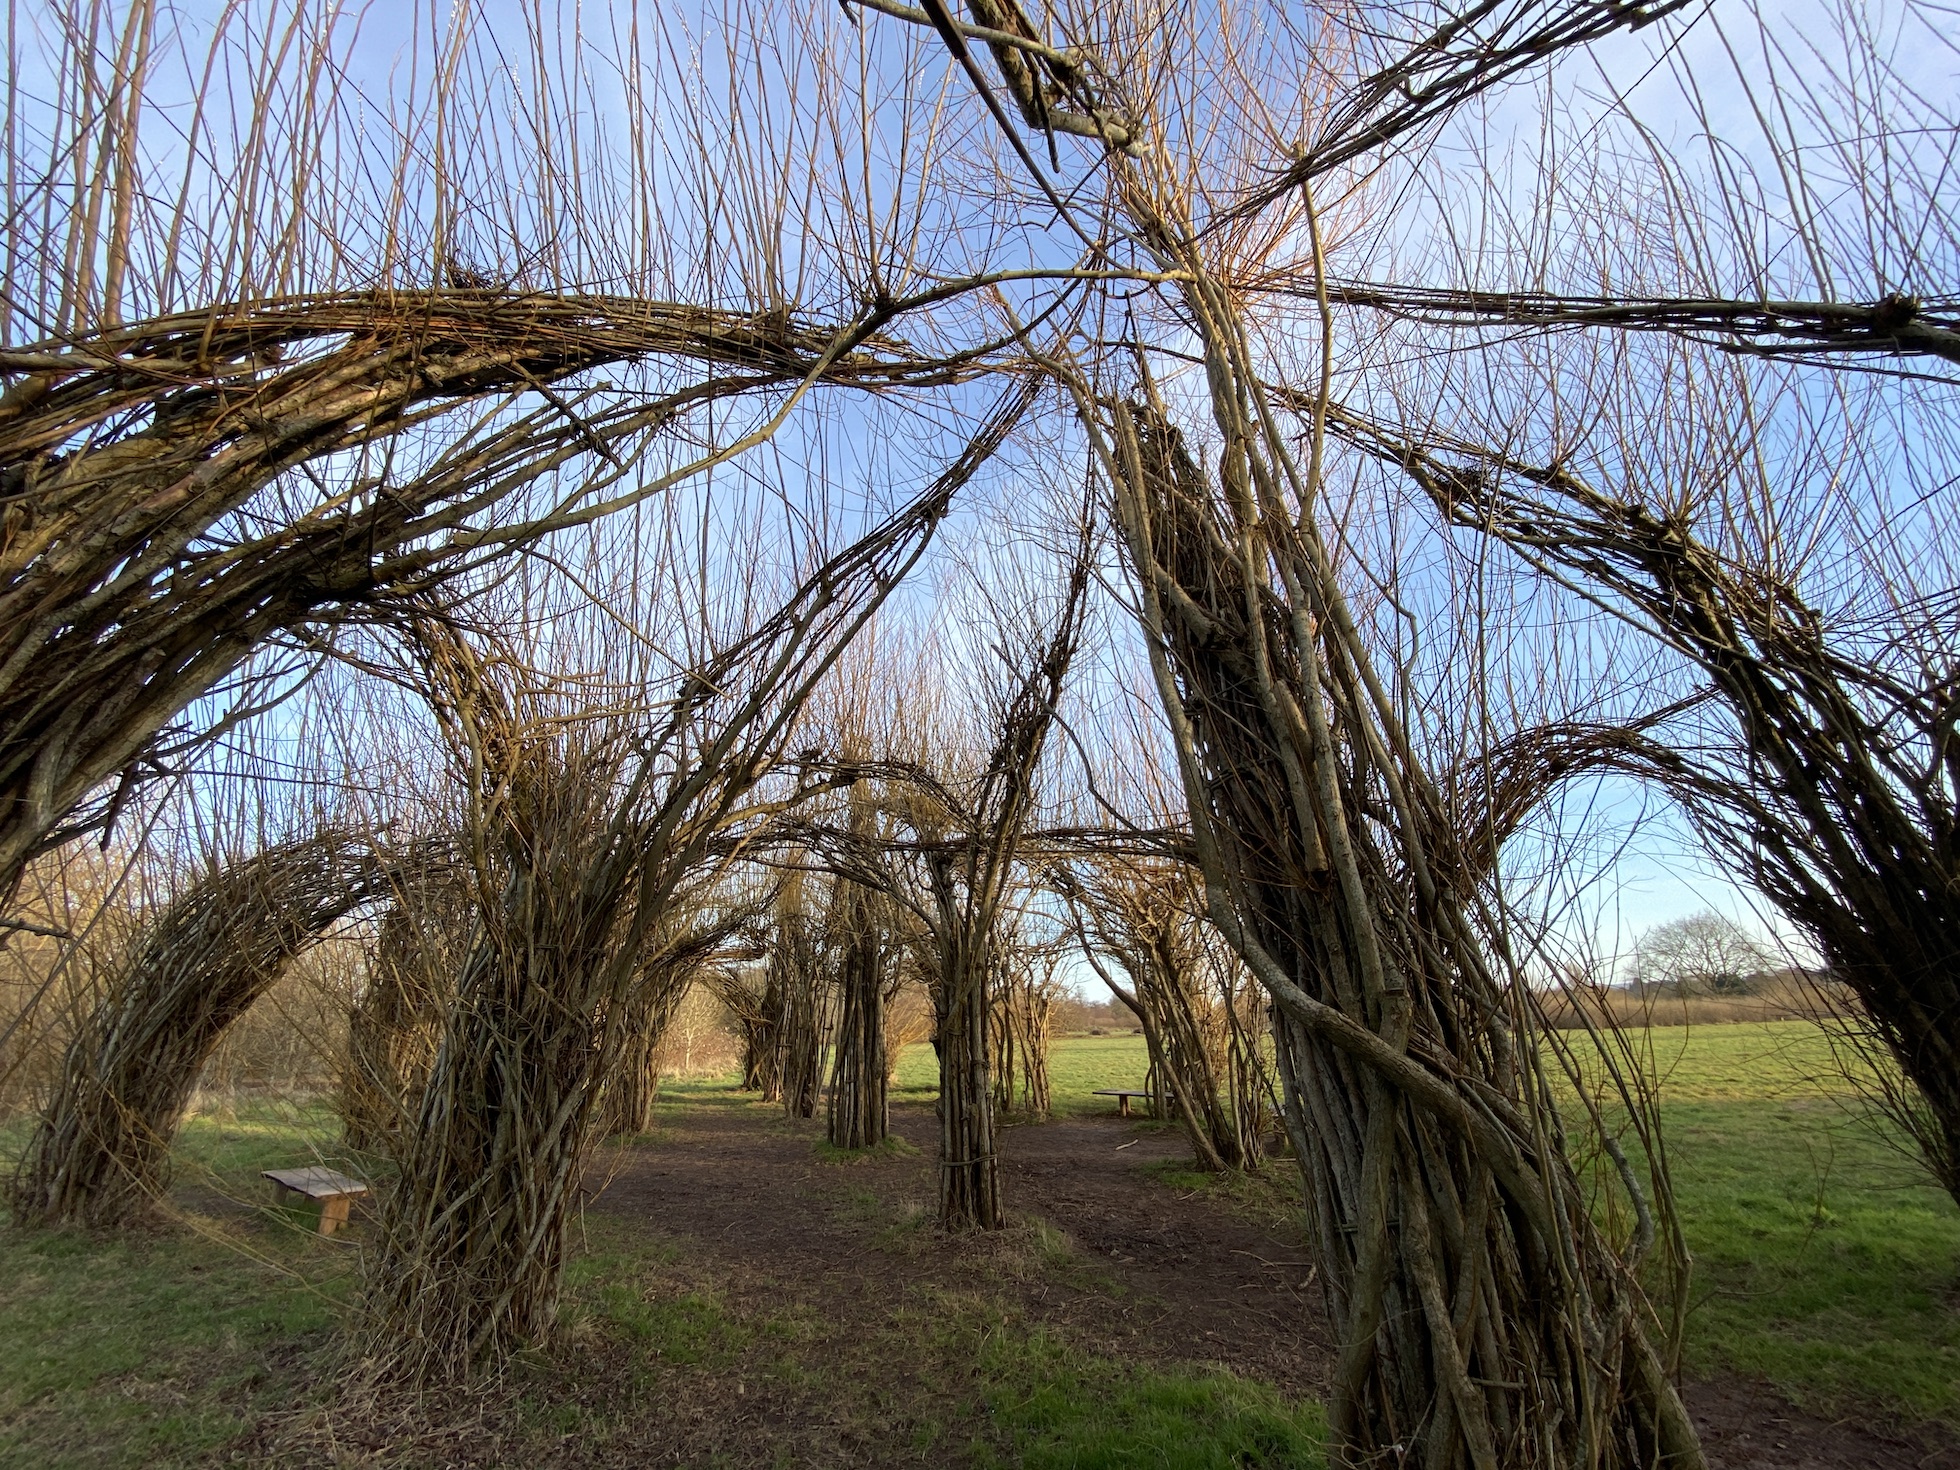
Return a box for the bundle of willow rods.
[1057,859,1265,1171]
[598,894,763,1137]
[0,289,976,908]
[358,703,693,1381]
[359,377,1030,1382]
[926,546,1089,1229]
[986,921,1055,1119]
[10,830,378,1228]
[826,871,891,1149]
[1092,364,1700,1465]
[708,962,785,1098]
[343,879,472,1154]
[771,870,833,1122]
[597,974,694,1139]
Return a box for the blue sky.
[29,0,1944,986]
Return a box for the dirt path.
[589,1094,1331,1395]
[585,1090,1957,1469]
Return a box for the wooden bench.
[263,1166,369,1235]
[1092,1088,1174,1120]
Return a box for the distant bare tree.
[1631,915,1776,998]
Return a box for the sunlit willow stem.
[894,0,1710,1454]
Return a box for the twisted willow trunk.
[933,914,1000,1229]
[827,876,889,1149]
[12,832,374,1227]
[361,743,719,1380]
[1089,362,1701,1467]
[366,909,616,1376]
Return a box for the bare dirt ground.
[1684,1378,1959,1470]
[591,1095,1330,1394]
[573,1090,1959,1469]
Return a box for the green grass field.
[904,1023,1960,1420]
[889,1032,1154,1117]
[3,1022,1956,1466]
[1630,1022,1960,1419]
[0,1101,364,1468]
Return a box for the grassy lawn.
[1634,1022,1960,1420]
[964,1323,1326,1470]
[1052,1022,1960,1422]
[890,1031,1153,1118]
[2,1080,1320,1467]
[645,1025,1960,1426]
[3,1022,1955,1464]
[0,1101,364,1469]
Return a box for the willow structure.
[988,927,1057,1119]
[873,0,1713,1451]
[343,878,470,1154]
[359,387,1029,1383]
[771,871,833,1122]
[712,963,785,1099]
[1355,411,1960,1209]
[3,293,985,907]
[927,553,1088,1228]
[1059,859,1266,1172]
[1085,383,1698,1465]
[826,874,891,1149]
[11,831,377,1228]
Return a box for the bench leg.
[1119,1097,1130,1119]
[318,1194,352,1236]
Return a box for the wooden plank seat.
[1091,1088,1175,1119]
[263,1165,369,1235]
